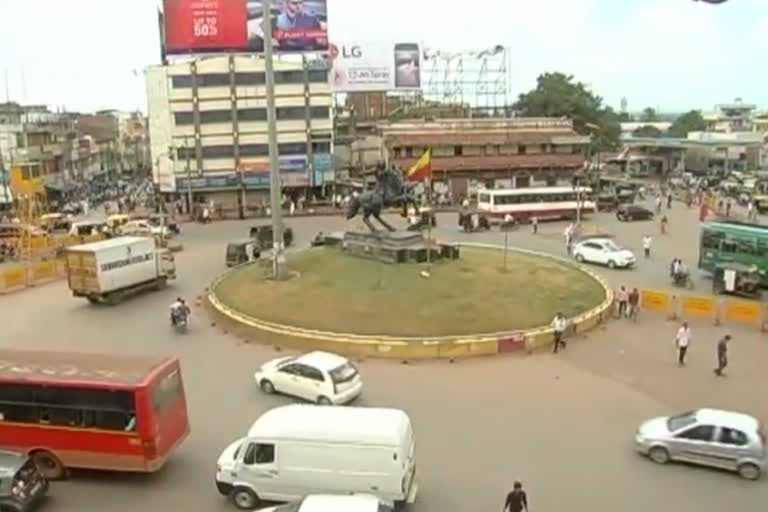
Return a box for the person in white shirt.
[551,313,567,353]
[675,321,691,366]
[642,235,652,258]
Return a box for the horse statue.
[346,167,419,232]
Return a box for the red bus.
[0,349,190,479]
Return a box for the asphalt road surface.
[1,201,767,512]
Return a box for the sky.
[0,0,766,114]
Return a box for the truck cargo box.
[65,237,159,295]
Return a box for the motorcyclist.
[670,258,689,285]
[170,297,190,326]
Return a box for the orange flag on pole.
[405,148,432,182]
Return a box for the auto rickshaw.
[406,207,437,232]
[457,209,491,233]
[39,213,72,233]
[249,224,294,249]
[712,262,762,299]
[147,213,181,235]
[106,214,132,232]
[226,239,261,267]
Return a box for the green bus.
[699,221,768,286]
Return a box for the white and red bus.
[477,186,595,221]
[0,349,190,479]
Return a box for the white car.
[258,494,392,512]
[572,237,636,269]
[119,220,169,237]
[254,351,363,405]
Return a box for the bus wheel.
[31,450,66,480]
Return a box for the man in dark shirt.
[504,481,528,512]
[714,334,731,376]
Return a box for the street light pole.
[264,0,287,280]
[184,136,193,216]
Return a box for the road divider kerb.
[208,242,615,359]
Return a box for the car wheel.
[260,379,275,394]
[738,462,761,480]
[575,253,585,263]
[231,487,260,510]
[607,260,616,269]
[317,395,333,405]
[648,446,670,465]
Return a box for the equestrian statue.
[346,166,419,232]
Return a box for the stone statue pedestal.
[340,230,458,264]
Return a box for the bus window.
[721,239,738,253]
[478,193,491,205]
[735,237,757,255]
[701,230,725,250]
[757,239,768,257]
[152,370,183,416]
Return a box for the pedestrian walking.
[655,195,662,213]
[642,235,652,258]
[563,225,573,254]
[660,215,668,235]
[531,215,538,234]
[628,287,640,322]
[617,286,629,318]
[667,192,673,209]
[726,201,732,217]
[714,334,731,376]
[551,312,567,353]
[503,481,528,512]
[675,322,691,366]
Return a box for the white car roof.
[300,494,380,512]
[248,405,411,446]
[296,351,349,371]
[695,408,760,431]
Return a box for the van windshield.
[330,362,358,384]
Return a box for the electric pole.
[264,0,287,280]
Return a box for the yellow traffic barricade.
[32,260,57,282]
[726,300,761,326]
[682,296,716,319]
[2,267,27,291]
[640,289,669,313]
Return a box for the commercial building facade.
[380,118,589,200]
[146,55,333,211]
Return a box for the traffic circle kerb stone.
[207,243,615,359]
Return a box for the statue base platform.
[339,230,459,264]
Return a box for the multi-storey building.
[380,118,589,199]
[146,55,333,213]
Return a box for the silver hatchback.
[635,408,767,480]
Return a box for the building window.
[202,145,234,159]
[454,145,463,156]
[240,144,269,157]
[516,175,531,188]
[171,75,193,88]
[307,70,329,83]
[312,141,331,153]
[196,73,231,87]
[235,72,266,85]
[274,70,304,84]
[405,147,413,158]
[276,107,305,120]
[393,147,402,158]
[279,142,306,155]
[239,108,268,122]
[519,145,527,154]
[540,144,548,153]
[200,110,232,124]
[309,106,330,119]
[176,147,195,160]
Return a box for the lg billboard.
[331,42,422,92]
[163,0,328,54]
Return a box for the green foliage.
[640,107,658,122]
[632,125,664,138]
[513,72,620,150]
[667,110,706,137]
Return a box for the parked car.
[254,351,362,405]
[635,408,767,480]
[572,237,636,269]
[119,220,168,238]
[259,494,393,512]
[616,204,654,222]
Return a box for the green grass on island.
[214,247,607,337]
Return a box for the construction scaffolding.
[422,45,510,115]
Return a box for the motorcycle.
[171,309,189,333]
[671,271,694,290]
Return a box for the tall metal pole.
[184,136,193,216]
[264,0,287,280]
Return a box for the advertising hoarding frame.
[331,41,422,93]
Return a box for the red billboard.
[163,0,328,54]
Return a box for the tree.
[513,72,620,150]
[667,110,706,138]
[640,107,658,123]
[632,125,664,138]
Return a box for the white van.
[215,405,418,510]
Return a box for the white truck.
[64,236,176,305]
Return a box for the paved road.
[1,203,767,512]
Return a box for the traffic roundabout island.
[207,242,613,359]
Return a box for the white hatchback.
[572,237,636,269]
[259,494,392,512]
[254,351,363,405]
